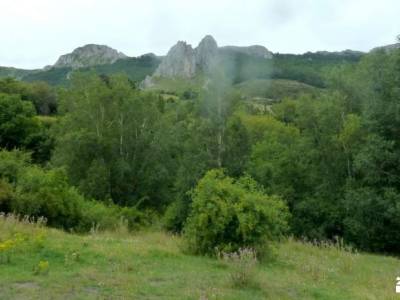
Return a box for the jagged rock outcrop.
[154,41,196,78]
[144,35,273,84]
[53,44,127,69]
[219,45,273,59]
[195,35,219,72]
[153,36,220,79]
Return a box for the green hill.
[144,75,205,95]
[22,67,72,85]
[271,51,363,87]
[218,50,363,88]
[21,55,161,86]
[234,78,318,101]
[218,50,274,84]
[0,215,397,299]
[0,67,39,80]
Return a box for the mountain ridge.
[5,36,398,86]
[53,44,127,69]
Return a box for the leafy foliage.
[0,79,55,163]
[53,73,176,207]
[0,149,143,231]
[184,169,289,255]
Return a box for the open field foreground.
[0,215,398,300]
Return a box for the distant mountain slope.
[0,66,39,80]
[234,78,318,101]
[219,45,273,59]
[22,67,72,85]
[370,43,400,53]
[91,54,161,81]
[218,49,274,84]
[271,51,363,87]
[23,55,161,85]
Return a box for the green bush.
[0,149,30,184]
[162,198,190,233]
[77,200,143,232]
[183,169,290,255]
[0,149,143,232]
[343,187,400,252]
[12,167,144,231]
[0,179,14,212]
[13,166,84,229]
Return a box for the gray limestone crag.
[154,41,196,78]
[195,35,219,73]
[53,44,127,69]
[146,35,273,83]
[154,35,220,78]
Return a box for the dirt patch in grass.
[83,286,101,295]
[12,281,40,290]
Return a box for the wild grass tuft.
[219,248,258,288]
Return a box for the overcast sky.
[1,0,399,69]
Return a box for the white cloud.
[0,0,399,68]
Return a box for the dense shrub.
[0,149,30,184]
[0,93,54,164]
[0,78,57,115]
[343,187,400,252]
[0,179,14,212]
[77,200,143,232]
[12,167,144,231]
[13,166,85,229]
[162,198,190,233]
[0,93,37,149]
[184,169,289,255]
[0,149,143,232]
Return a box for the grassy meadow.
[0,214,398,300]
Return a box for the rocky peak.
[154,41,196,78]
[148,36,273,81]
[53,44,127,69]
[195,35,219,72]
